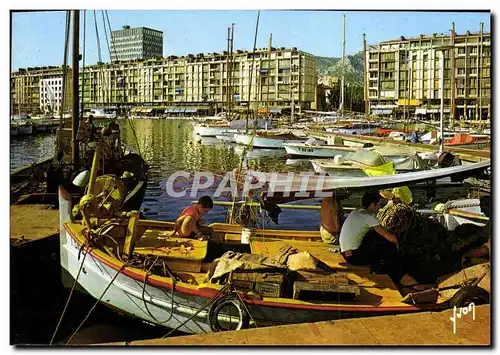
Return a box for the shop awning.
[415,108,427,115]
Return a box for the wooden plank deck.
[10,204,60,246]
[106,304,490,345]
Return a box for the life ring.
[207,295,250,332]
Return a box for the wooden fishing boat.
[58,187,457,335]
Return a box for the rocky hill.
[315,51,364,84]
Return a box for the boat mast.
[266,33,272,117]
[450,22,456,129]
[340,13,346,117]
[226,26,231,117]
[245,10,260,133]
[479,22,484,122]
[363,33,369,119]
[439,50,444,153]
[229,23,235,120]
[71,10,80,166]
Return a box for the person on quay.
[173,195,214,239]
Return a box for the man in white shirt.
[340,190,399,266]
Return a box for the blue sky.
[11,10,491,71]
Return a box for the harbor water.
[10,118,322,345]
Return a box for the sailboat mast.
[72,10,80,166]
[266,33,272,115]
[226,26,231,116]
[245,10,260,133]
[363,33,369,118]
[341,13,346,117]
[229,23,234,119]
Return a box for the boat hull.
[283,143,356,158]
[193,125,239,137]
[235,134,304,149]
[16,124,33,135]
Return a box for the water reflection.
[10,134,56,172]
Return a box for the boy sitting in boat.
[339,190,399,266]
[173,196,214,239]
[320,197,343,245]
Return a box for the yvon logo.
[450,303,475,334]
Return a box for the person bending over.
[173,196,214,238]
[339,190,399,266]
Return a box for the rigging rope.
[101,10,142,157]
[100,11,112,109]
[93,10,102,64]
[57,10,71,150]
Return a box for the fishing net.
[377,203,462,284]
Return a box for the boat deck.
[105,304,490,345]
[10,204,59,246]
[134,230,407,308]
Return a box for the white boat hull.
[193,125,239,137]
[283,143,356,158]
[215,134,236,143]
[234,134,305,149]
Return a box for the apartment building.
[39,77,64,113]
[11,66,72,114]
[110,26,163,62]
[366,29,490,121]
[11,47,316,115]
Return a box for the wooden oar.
[447,209,489,221]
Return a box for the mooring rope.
[64,261,130,345]
[49,245,89,345]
